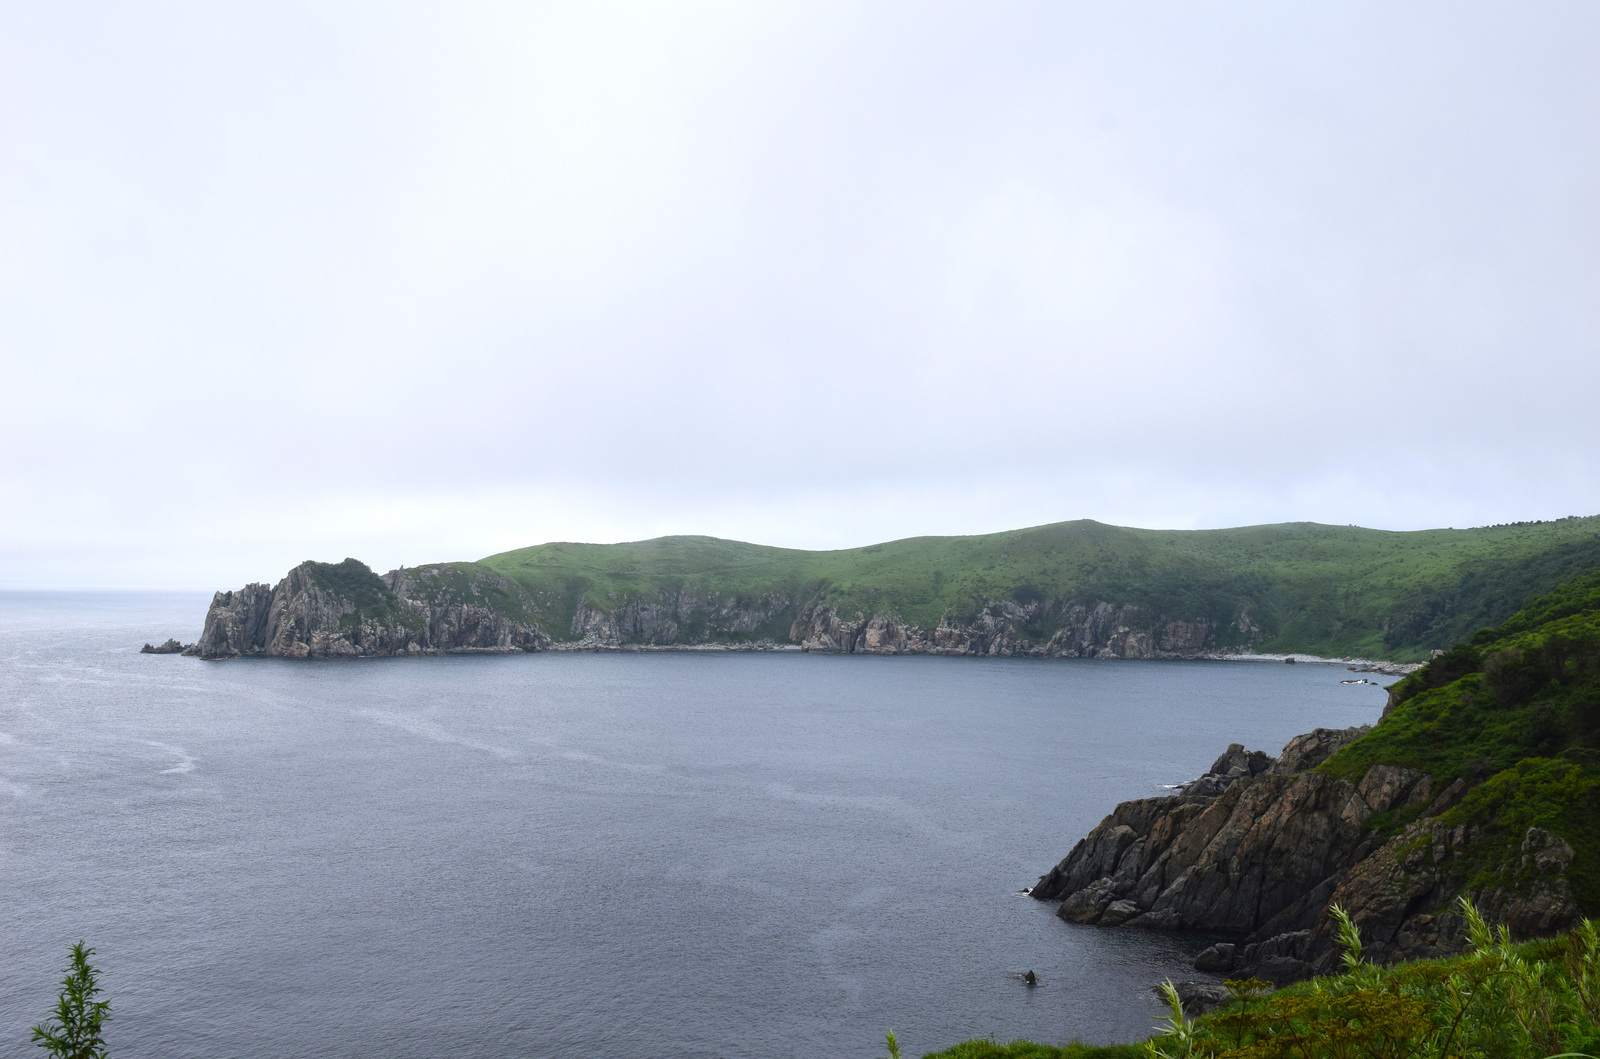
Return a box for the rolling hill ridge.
[186,516,1600,662]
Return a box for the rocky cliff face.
[567,590,795,649]
[196,555,1250,659]
[192,560,550,659]
[789,597,1217,659]
[1031,727,1583,986]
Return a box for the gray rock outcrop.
[192,560,550,659]
[789,598,1217,660]
[1031,726,1582,984]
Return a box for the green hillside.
[463,515,1600,660]
[1320,566,1600,911]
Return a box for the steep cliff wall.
[477,518,1600,661]
[789,597,1215,658]
[194,559,1239,659]
[191,559,550,659]
[184,516,1600,659]
[566,589,796,648]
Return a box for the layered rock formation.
[1031,726,1583,988]
[191,560,550,659]
[568,590,796,649]
[789,598,1215,659]
[193,556,1251,659]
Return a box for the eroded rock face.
[789,598,1222,659]
[1268,727,1373,775]
[1318,821,1582,968]
[567,590,793,648]
[191,583,277,658]
[198,557,1260,659]
[193,563,551,659]
[1038,771,1376,936]
[1031,727,1583,979]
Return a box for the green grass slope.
[1319,567,1600,911]
[469,516,1600,659]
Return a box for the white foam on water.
[142,739,197,774]
[358,708,521,761]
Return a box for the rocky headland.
[1031,726,1583,1007]
[190,559,552,659]
[174,517,1600,661]
[1029,568,1600,1010]
[187,558,1279,661]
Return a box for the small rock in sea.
[1023,970,1038,987]
[140,639,192,655]
[1192,943,1236,973]
[1284,656,1297,664]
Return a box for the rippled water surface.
[0,591,1390,1058]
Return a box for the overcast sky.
[2,2,1596,588]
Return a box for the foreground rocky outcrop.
[1030,726,1584,992]
[190,559,551,659]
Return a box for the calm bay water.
[0,591,1389,1058]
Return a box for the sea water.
[0,591,1389,1058]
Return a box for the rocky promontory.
[190,558,1262,661]
[190,559,551,659]
[1030,564,1600,991]
[1031,724,1586,991]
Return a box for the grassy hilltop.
[448,516,1600,660]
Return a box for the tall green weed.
[1141,899,1600,1059]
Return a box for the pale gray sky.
[2,2,1596,588]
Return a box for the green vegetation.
[299,557,423,634]
[31,942,109,1059]
[924,901,1600,1058]
[392,560,544,629]
[461,517,1600,658]
[1139,899,1600,1059]
[920,1042,1144,1059]
[1316,568,1600,908]
[927,568,1600,1058]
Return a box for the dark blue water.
[0,592,1389,1058]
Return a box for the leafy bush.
[1141,899,1600,1059]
